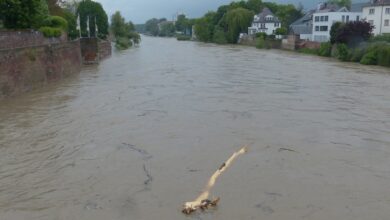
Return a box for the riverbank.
[0,30,112,100]
[1,36,390,220]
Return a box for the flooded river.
[1,36,390,220]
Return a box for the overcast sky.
[94,0,366,24]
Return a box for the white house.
[362,0,390,35]
[312,3,362,42]
[248,8,281,35]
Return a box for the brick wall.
[98,40,112,60]
[0,30,67,50]
[0,40,81,99]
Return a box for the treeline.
[0,0,140,50]
[300,21,390,67]
[141,15,194,38]
[110,11,140,49]
[0,0,109,39]
[194,0,303,44]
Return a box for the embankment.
[0,40,82,99]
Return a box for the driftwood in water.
[182,146,248,214]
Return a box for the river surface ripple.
[0,36,390,220]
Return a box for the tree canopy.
[224,8,254,43]
[0,0,49,29]
[110,11,140,49]
[193,0,302,44]
[77,0,109,38]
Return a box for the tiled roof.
[252,7,280,23]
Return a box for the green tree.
[159,22,175,37]
[224,8,254,44]
[110,11,140,49]
[175,14,187,32]
[194,12,216,42]
[77,0,109,38]
[275,4,303,28]
[0,0,49,29]
[46,0,64,16]
[145,18,160,36]
[246,0,263,13]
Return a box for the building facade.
[248,8,281,35]
[312,3,362,42]
[362,0,390,35]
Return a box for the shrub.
[350,48,366,62]
[377,46,390,67]
[213,27,227,44]
[336,43,351,61]
[360,51,377,65]
[318,42,332,57]
[39,26,62,37]
[255,32,267,39]
[275,27,287,35]
[115,37,132,50]
[370,34,390,43]
[43,16,68,30]
[256,37,266,49]
[177,35,191,41]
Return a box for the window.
[368,20,374,25]
[342,15,345,22]
[315,26,319,31]
[369,8,375,14]
[274,23,279,27]
[346,15,349,22]
[320,26,328,31]
[356,16,360,21]
[325,16,329,22]
[386,8,390,14]
[320,16,324,21]
[315,16,319,22]
[385,19,389,27]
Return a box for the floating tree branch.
[182,146,248,214]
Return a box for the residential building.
[290,10,316,40]
[248,8,281,35]
[312,3,362,42]
[362,0,390,35]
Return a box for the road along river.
[0,36,390,220]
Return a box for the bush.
[360,51,377,65]
[39,26,62,37]
[350,48,365,62]
[177,35,191,41]
[318,42,332,57]
[256,37,266,49]
[115,37,132,50]
[255,32,267,39]
[213,27,227,44]
[377,46,390,67]
[336,43,351,61]
[370,34,390,43]
[43,16,68,30]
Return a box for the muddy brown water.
[1,36,390,220]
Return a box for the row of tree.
[193,0,303,44]
[141,15,194,37]
[0,0,109,39]
[110,11,140,49]
[0,0,141,50]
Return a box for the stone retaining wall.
[0,40,81,99]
